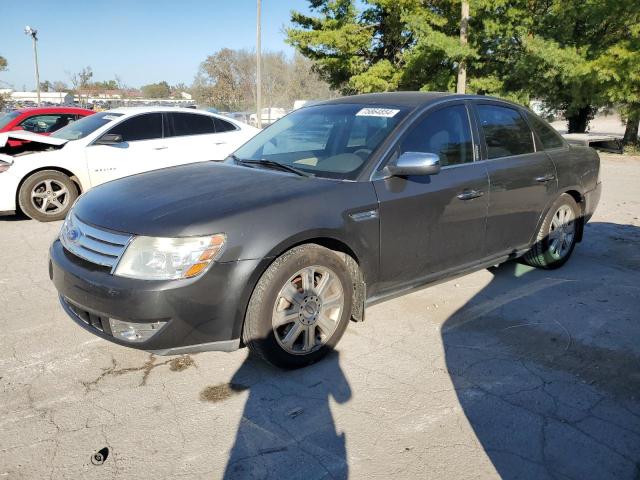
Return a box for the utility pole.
[456,1,469,94]
[256,0,262,128]
[24,26,41,106]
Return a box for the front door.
[373,102,488,294]
[85,112,168,186]
[473,102,558,256]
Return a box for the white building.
[10,91,73,105]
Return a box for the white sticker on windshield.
[102,115,120,121]
[356,107,400,118]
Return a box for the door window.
[20,114,75,133]
[167,112,216,137]
[213,117,237,132]
[526,112,565,150]
[107,113,163,142]
[400,105,473,166]
[477,105,535,159]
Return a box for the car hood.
[73,161,342,237]
[0,131,69,148]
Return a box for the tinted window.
[347,115,391,148]
[526,112,565,150]
[168,112,215,136]
[233,103,409,180]
[213,117,237,132]
[53,112,123,141]
[0,111,20,129]
[262,114,334,155]
[400,105,473,166]
[477,105,535,159]
[108,113,163,142]
[20,114,76,133]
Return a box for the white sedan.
[0,107,259,222]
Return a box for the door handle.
[535,174,555,183]
[153,146,168,150]
[457,189,484,201]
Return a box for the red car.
[0,106,94,149]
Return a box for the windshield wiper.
[232,156,312,177]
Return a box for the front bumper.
[49,239,262,354]
[0,172,19,213]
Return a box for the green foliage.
[91,79,120,91]
[0,55,7,72]
[141,81,171,99]
[288,0,640,132]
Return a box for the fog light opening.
[109,318,167,343]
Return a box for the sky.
[0,0,312,91]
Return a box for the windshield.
[52,112,124,140]
[0,111,20,130]
[233,103,409,180]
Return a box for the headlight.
[114,234,226,280]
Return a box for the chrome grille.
[60,214,132,271]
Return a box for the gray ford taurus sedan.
[49,92,601,368]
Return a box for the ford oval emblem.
[68,229,80,242]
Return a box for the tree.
[140,81,171,99]
[53,81,68,92]
[0,56,7,110]
[40,80,52,92]
[68,67,94,106]
[288,0,640,133]
[192,48,336,111]
[593,6,640,146]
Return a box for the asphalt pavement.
[1,154,638,479]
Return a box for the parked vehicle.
[49,93,601,369]
[0,106,94,151]
[226,111,252,124]
[249,107,287,127]
[0,106,259,221]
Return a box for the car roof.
[107,106,215,115]
[15,106,94,115]
[316,92,526,110]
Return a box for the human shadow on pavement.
[442,222,640,479]
[222,351,351,480]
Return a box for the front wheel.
[18,170,78,222]
[243,244,354,369]
[522,193,581,269]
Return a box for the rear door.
[473,102,558,256]
[163,112,236,162]
[374,102,489,292]
[85,112,168,186]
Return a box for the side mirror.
[387,151,441,177]
[95,133,124,146]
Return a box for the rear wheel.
[243,244,353,369]
[522,194,580,269]
[18,170,78,222]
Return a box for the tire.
[243,244,354,369]
[18,170,78,222]
[522,193,581,269]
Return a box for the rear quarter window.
[526,112,566,150]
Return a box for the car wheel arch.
[529,188,586,247]
[232,236,367,345]
[16,166,83,210]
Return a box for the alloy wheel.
[271,265,344,355]
[30,179,70,216]
[548,204,576,260]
